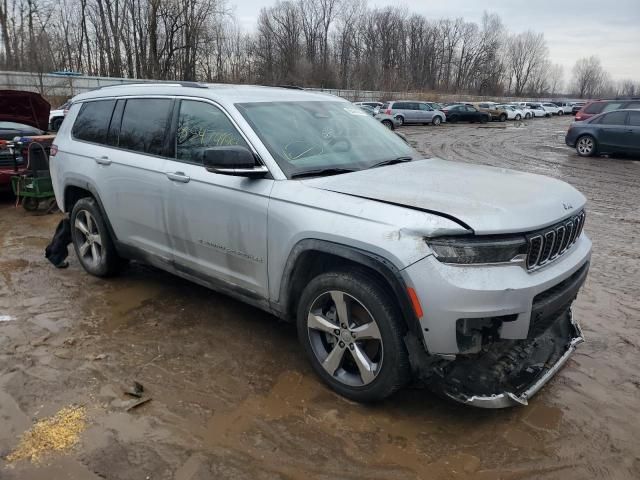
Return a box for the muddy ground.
[1,116,639,479]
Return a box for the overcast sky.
[232,0,640,82]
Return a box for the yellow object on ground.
[6,405,86,463]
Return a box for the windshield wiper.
[290,167,358,179]
[369,156,413,169]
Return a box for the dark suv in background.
[575,98,640,121]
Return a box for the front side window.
[72,100,116,144]
[628,111,640,126]
[236,101,418,178]
[119,98,173,155]
[176,100,249,164]
[419,103,432,111]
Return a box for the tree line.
[0,0,637,98]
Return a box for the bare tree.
[572,56,607,98]
[505,31,548,96]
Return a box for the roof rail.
[95,81,207,90]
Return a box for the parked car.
[495,104,524,121]
[553,101,575,114]
[575,99,640,122]
[541,103,563,115]
[441,104,490,123]
[526,103,552,118]
[565,109,640,157]
[381,101,446,126]
[571,102,586,115]
[49,101,71,131]
[509,103,533,119]
[51,83,591,408]
[0,90,50,191]
[357,104,401,130]
[474,102,509,122]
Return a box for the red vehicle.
[575,98,640,122]
[0,90,50,191]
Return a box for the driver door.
[163,99,274,298]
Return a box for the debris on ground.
[125,397,152,412]
[124,381,144,398]
[5,405,87,463]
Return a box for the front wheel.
[515,114,522,121]
[480,116,488,124]
[576,135,597,157]
[71,197,123,277]
[449,115,458,123]
[432,116,442,126]
[297,270,410,402]
[525,113,531,119]
[558,110,564,116]
[381,119,394,130]
[499,113,507,122]
[395,115,404,126]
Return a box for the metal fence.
[0,70,550,103]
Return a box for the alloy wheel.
[577,136,595,155]
[74,209,103,266]
[306,290,383,387]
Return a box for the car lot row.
[354,99,588,129]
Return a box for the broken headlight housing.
[427,236,527,265]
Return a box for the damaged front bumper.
[438,309,584,408]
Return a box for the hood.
[302,158,586,235]
[0,90,51,131]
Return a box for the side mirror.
[203,146,268,178]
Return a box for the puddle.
[0,314,16,322]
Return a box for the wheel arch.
[63,180,119,243]
[277,239,420,335]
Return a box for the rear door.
[625,111,640,152]
[163,98,273,298]
[596,110,629,151]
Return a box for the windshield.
[236,101,419,178]
[0,121,36,130]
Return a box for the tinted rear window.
[624,102,640,110]
[583,102,605,114]
[599,111,627,125]
[72,100,116,144]
[119,99,173,155]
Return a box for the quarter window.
[119,98,173,155]
[72,100,116,144]
[175,100,249,164]
[627,111,640,126]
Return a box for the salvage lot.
[1,116,639,479]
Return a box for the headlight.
[427,236,527,264]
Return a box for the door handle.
[166,171,190,183]
[94,156,111,166]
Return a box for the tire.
[499,113,507,122]
[70,197,122,277]
[449,115,458,123]
[558,110,564,116]
[432,116,442,126]
[576,135,597,157]
[480,115,488,124]
[545,113,551,118]
[515,114,522,121]
[525,113,531,119]
[51,117,63,131]
[381,119,394,130]
[296,269,410,402]
[395,115,404,126]
[22,197,39,211]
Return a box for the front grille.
[526,211,585,270]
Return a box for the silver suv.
[50,84,591,408]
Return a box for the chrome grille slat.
[526,210,585,271]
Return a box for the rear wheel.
[297,269,410,402]
[381,119,394,130]
[449,115,458,123]
[525,112,531,119]
[558,110,564,116]
[576,135,597,157]
[70,197,122,277]
[515,114,522,121]
[395,115,404,126]
[499,113,507,122]
[22,197,39,211]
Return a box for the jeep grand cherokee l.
[50,84,591,408]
